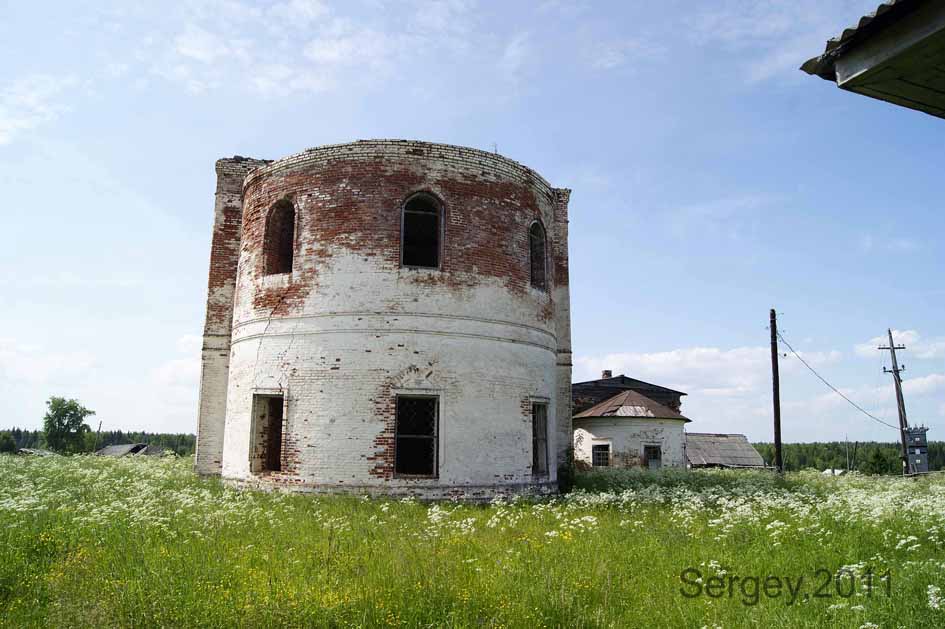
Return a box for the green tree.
[42,397,95,454]
[0,432,15,453]
[860,447,893,475]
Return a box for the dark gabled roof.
[801,0,921,80]
[572,374,687,397]
[136,445,169,456]
[686,433,765,468]
[574,390,690,422]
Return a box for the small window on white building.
[531,402,548,475]
[643,445,662,470]
[395,395,438,477]
[592,444,610,467]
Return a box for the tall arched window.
[529,221,547,290]
[265,200,295,275]
[401,193,441,268]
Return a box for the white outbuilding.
[572,390,690,470]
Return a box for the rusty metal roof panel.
[686,433,766,468]
[574,390,690,422]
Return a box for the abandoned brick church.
[195,140,572,498]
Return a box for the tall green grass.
[1,455,943,628]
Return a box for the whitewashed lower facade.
[573,418,687,470]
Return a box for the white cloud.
[175,334,203,355]
[0,74,79,145]
[858,233,920,253]
[0,334,202,434]
[142,1,481,97]
[267,0,328,25]
[0,338,98,386]
[537,0,588,19]
[665,193,774,241]
[903,373,945,396]
[685,0,881,82]
[303,21,396,69]
[586,38,665,71]
[782,372,945,428]
[572,342,944,441]
[577,344,841,398]
[498,32,533,81]
[0,270,141,288]
[854,330,945,360]
[409,0,476,34]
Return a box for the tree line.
[1,428,196,456]
[753,441,944,474]
[0,397,195,456]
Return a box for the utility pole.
[770,309,783,474]
[879,329,909,474]
[845,435,850,472]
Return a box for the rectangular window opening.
[395,395,438,477]
[402,209,439,268]
[532,402,548,476]
[643,445,662,470]
[592,444,610,467]
[251,394,285,473]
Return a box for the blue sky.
[2,0,942,442]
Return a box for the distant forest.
[753,441,944,474]
[4,429,940,475]
[4,428,196,456]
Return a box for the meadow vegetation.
[1,455,944,628]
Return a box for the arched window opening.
[265,200,295,275]
[401,194,440,268]
[529,221,547,290]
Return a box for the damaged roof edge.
[800,0,921,80]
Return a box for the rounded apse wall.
[202,140,571,499]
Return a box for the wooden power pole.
[770,309,783,473]
[879,329,910,474]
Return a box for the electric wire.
[776,331,900,431]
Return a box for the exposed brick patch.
[197,140,574,499]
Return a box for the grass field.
[1,456,944,628]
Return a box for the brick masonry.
[195,140,572,498]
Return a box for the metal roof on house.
[95,443,149,457]
[686,433,765,468]
[573,390,690,422]
[801,0,917,80]
[572,374,687,397]
[801,0,945,119]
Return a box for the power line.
[776,331,900,431]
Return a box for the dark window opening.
[401,195,440,268]
[532,402,548,475]
[265,200,295,275]
[395,396,438,476]
[592,444,610,467]
[251,394,284,473]
[643,445,662,470]
[529,221,546,290]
